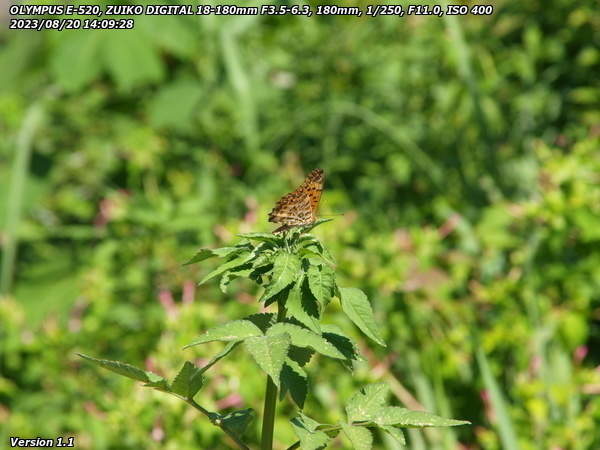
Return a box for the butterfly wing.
[268,169,324,232]
[305,169,324,220]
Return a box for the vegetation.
[1,0,599,449]
[80,222,469,448]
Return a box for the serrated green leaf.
[218,408,255,438]
[171,361,203,398]
[267,323,345,360]
[198,342,239,374]
[291,415,330,450]
[298,247,325,260]
[244,313,276,332]
[339,287,386,347]
[297,412,321,431]
[299,235,336,264]
[261,252,301,303]
[372,407,470,427]
[341,422,373,450]
[321,325,362,366]
[219,267,253,293]
[288,346,315,367]
[303,218,333,233]
[243,334,290,387]
[184,320,263,348]
[184,248,218,265]
[237,232,280,243]
[286,276,321,333]
[280,358,308,408]
[263,282,293,307]
[382,426,406,445]
[198,252,254,285]
[346,383,389,422]
[78,353,168,390]
[307,264,335,306]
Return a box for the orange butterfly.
[268,168,325,233]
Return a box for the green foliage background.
[1,0,599,448]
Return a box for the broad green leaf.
[198,342,239,374]
[299,247,327,261]
[262,282,293,307]
[382,426,406,445]
[299,235,336,264]
[171,361,203,398]
[372,407,469,427]
[298,412,321,431]
[183,248,218,265]
[237,232,280,243]
[280,358,308,408]
[219,267,253,293]
[321,325,362,365]
[184,320,262,348]
[261,252,301,303]
[346,383,389,422]
[339,288,386,347]
[303,218,333,233]
[267,323,345,360]
[198,252,254,285]
[288,346,315,367]
[218,408,255,437]
[244,334,291,387]
[307,264,335,306]
[341,422,373,450]
[286,276,321,333]
[183,245,250,265]
[78,353,168,390]
[291,415,330,450]
[244,313,276,332]
[249,256,274,285]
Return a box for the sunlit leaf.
[341,422,373,450]
[78,354,168,391]
[244,333,290,387]
[338,287,386,347]
[267,322,345,360]
[171,361,203,398]
[261,252,301,303]
[291,414,330,450]
[184,320,262,348]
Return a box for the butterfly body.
[268,168,325,233]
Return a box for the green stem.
[260,301,287,449]
[261,374,278,450]
[182,396,249,450]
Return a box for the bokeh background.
[1,0,599,448]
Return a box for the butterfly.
[268,168,325,233]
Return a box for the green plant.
[79,219,468,449]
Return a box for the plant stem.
[183,397,249,450]
[261,375,278,450]
[260,301,287,449]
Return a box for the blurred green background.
[1,0,599,448]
